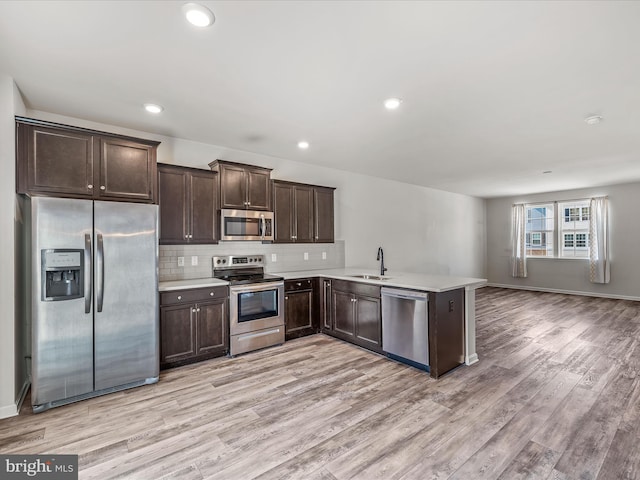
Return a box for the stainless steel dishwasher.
[381,287,429,370]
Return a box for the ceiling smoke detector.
[182,3,215,27]
[584,115,603,125]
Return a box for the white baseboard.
[486,283,640,302]
[466,353,479,366]
[0,403,18,419]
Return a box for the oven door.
[229,281,284,335]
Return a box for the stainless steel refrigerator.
[29,196,159,412]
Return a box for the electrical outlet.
[191,256,198,266]
[177,256,185,267]
[322,252,327,260]
[271,253,277,262]
[304,252,309,261]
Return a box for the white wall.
[486,182,640,300]
[27,109,487,278]
[0,75,26,418]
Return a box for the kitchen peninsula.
[159,267,486,378]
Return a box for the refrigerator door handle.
[97,233,105,312]
[84,234,93,314]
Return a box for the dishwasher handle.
[381,287,428,302]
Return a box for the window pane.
[576,233,587,247]
[564,233,574,247]
[525,204,554,257]
[559,199,590,258]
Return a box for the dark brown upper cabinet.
[209,160,272,211]
[273,181,313,243]
[314,186,335,243]
[158,164,218,245]
[272,180,335,244]
[16,117,159,203]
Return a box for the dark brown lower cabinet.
[284,278,319,340]
[428,288,465,379]
[320,278,332,331]
[160,286,228,368]
[329,279,382,354]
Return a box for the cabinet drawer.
[160,286,228,306]
[332,279,381,298]
[285,278,313,292]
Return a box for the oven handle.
[230,281,284,294]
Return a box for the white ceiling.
[1,1,640,198]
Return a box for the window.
[525,204,554,257]
[524,199,591,259]
[559,200,590,258]
[564,233,574,248]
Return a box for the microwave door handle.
[260,214,265,240]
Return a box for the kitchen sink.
[349,274,392,281]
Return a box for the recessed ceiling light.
[144,103,164,114]
[297,141,309,150]
[542,170,552,174]
[182,3,215,27]
[584,115,603,125]
[384,98,402,110]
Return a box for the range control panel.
[212,255,265,269]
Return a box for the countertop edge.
[276,269,487,292]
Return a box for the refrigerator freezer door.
[93,201,159,390]
[32,197,94,407]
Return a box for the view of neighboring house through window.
[523,199,591,258]
[525,204,554,256]
[559,200,590,257]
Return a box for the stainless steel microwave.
[220,209,274,241]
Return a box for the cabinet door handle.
[192,308,196,313]
[197,308,200,312]
[185,235,188,239]
[315,235,319,239]
[87,184,93,189]
[177,295,182,300]
[209,292,215,296]
[296,282,302,287]
[100,185,106,190]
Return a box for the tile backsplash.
[159,240,345,281]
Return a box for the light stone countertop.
[275,268,486,292]
[158,269,486,293]
[158,278,229,292]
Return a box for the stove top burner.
[212,254,282,285]
[218,273,284,286]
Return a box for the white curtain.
[589,196,610,284]
[511,203,527,278]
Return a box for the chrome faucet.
[376,247,388,276]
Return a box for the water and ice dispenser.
[41,249,84,301]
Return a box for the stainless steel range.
[213,255,284,356]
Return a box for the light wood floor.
[1,287,639,479]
